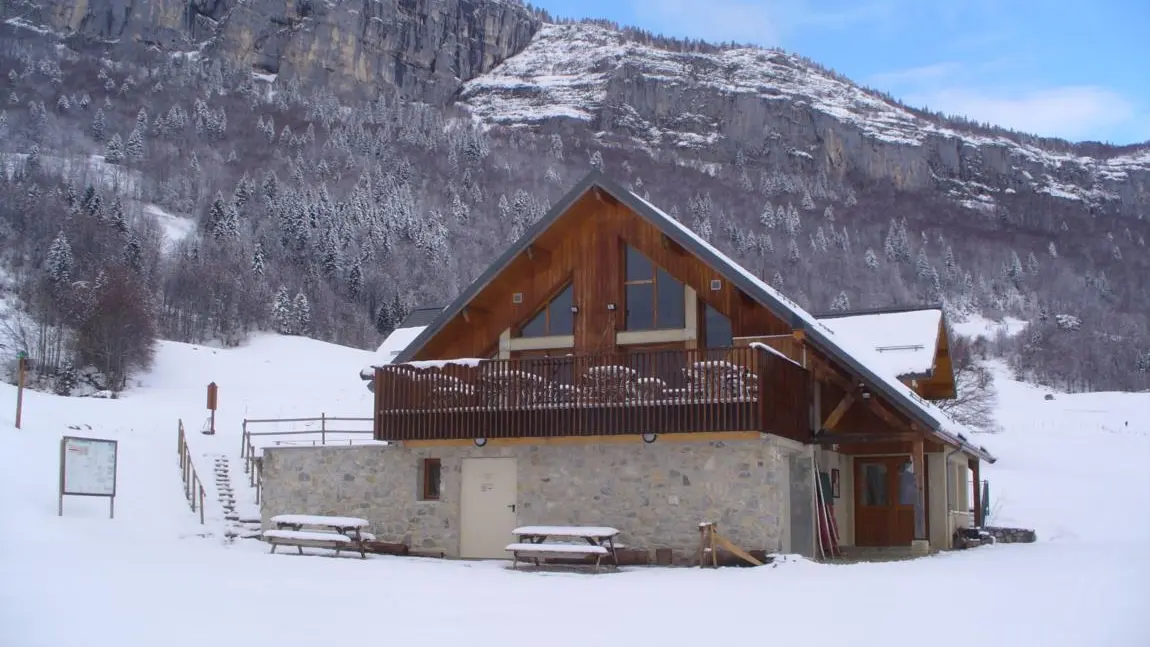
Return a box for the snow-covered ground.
[1,334,1148,647]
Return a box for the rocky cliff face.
[458,23,1150,218]
[13,1,1149,216]
[31,0,540,103]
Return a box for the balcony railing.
[374,344,809,442]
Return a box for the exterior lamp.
[641,433,657,444]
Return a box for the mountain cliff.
[1,0,1148,394]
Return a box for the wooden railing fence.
[177,419,206,525]
[239,414,374,504]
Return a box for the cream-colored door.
[460,457,518,559]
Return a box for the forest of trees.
[0,25,1147,398]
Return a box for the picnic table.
[506,525,622,572]
[263,514,374,559]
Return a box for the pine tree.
[292,293,311,335]
[125,126,145,163]
[46,232,74,285]
[801,189,815,211]
[347,259,363,300]
[122,234,143,273]
[272,287,293,334]
[1026,251,1040,276]
[108,196,128,234]
[104,133,124,164]
[786,238,801,264]
[771,271,784,287]
[251,242,266,277]
[589,150,603,171]
[1047,241,1058,258]
[864,247,879,270]
[830,291,850,311]
[915,249,931,281]
[823,205,835,223]
[760,202,776,228]
[90,108,106,142]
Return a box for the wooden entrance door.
[853,456,917,547]
[460,458,518,559]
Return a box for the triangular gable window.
[517,283,574,337]
[624,246,685,330]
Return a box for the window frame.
[623,245,685,331]
[419,458,441,501]
[515,282,575,338]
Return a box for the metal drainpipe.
[944,445,963,547]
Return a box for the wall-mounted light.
[861,389,872,400]
[641,433,657,444]
[512,293,524,304]
[606,303,617,311]
[474,438,487,447]
[570,305,579,314]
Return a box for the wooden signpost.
[15,352,27,429]
[58,435,119,519]
[205,382,218,435]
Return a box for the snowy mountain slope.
[1,334,1149,647]
[459,23,1149,210]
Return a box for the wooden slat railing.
[375,344,811,442]
[177,419,206,524]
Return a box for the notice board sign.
[58,435,119,518]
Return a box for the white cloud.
[903,86,1140,142]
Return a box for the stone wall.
[260,435,798,561]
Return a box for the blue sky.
[529,0,1150,145]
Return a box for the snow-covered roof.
[815,308,943,378]
[387,171,994,463]
[374,326,427,365]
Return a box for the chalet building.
[259,171,995,562]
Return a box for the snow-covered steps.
[212,455,262,542]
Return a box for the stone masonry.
[260,435,797,561]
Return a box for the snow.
[514,525,620,537]
[143,204,196,251]
[1,332,1149,646]
[505,542,607,554]
[374,325,427,364]
[271,514,369,528]
[951,314,1028,341]
[816,309,942,378]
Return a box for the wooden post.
[970,458,982,527]
[912,437,927,541]
[205,382,218,435]
[15,354,27,429]
[321,412,326,446]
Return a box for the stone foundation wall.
[260,436,797,560]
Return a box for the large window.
[517,283,574,337]
[703,303,732,348]
[624,246,685,330]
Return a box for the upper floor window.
[703,303,733,348]
[624,245,685,330]
[517,283,574,337]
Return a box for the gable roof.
[387,171,994,463]
[814,306,945,379]
[398,306,445,329]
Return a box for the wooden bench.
[506,525,621,573]
[264,514,371,558]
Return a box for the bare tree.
[936,335,998,432]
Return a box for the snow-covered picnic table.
[264,514,374,558]
[507,525,622,572]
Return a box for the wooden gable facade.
[405,187,790,362]
[372,172,994,468]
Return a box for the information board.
[59,436,118,518]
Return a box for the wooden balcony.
[373,344,810,442]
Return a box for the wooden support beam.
[525,244,551,265]
[820,392,855,433]
[912,437,926,540]
[460,305,489,324]
[970,458,982,527]
[812,431,917,445]
[660,234,687,256]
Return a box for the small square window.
[419,458,441,501]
